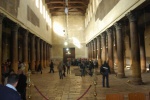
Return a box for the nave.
[30,66,150,100]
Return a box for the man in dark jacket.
[100,61,111,88]
[0,74,21,100]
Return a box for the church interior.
[0,0,150,100]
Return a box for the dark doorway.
[63,48,75,63]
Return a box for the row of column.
[0,14,52,83]
[87,11,146,85]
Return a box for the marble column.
[101,32,106,63]
[11,23,19,73]
[2,36,8,63]
[31,34,35,73]
[89,42,92,60]
[46,44,49,67]
[106,28,114,73]
[40,40,43,69]
[0,13,5,83]
[43,42,46,68]
[94,38,97,59]
[22,30,29,73]
[114,22,125,78]
[126,12,142,84]
[139,27,146,73]
[36,38,40,70]
[113,28,118,66]
[92,40,94,59]
[97,36,101,66]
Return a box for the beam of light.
[53,22,65,37]
[72,37,81,48]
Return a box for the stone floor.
[27,66,150,100]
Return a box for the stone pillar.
[31,34,35,73]
[2,36,8,63]
[46,44,49,67]
[11,23,19,73]
[139,27,146,73]
[94,38,97,59]
[126,12,142,84]
[114,22,125,78]
[91,40,94,59]
[43,42,46,68]
[0,13,5,83]
[106,28,114,73]
[90,42,92,60]
[97,36,101,66]
[36,38,40,70]
[18,40,22,61]
[22,30,29,73]
[113,28,118,66]
[40,40,43,69]
[101,32,106,63]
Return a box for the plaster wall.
[51,15,87,59]
[0,0,52,44]
[85,0,145,43]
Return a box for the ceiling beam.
[48,6,86,9]
[46,1,87,5]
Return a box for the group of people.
[57,60,71,79]
[0,61,27,100]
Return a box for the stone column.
[2,36,8,63]
[106,28,114,73]
[94,38,97,59]
[114,22,125,78]
[40,40,43,69]
[139,27,146,73]
[90,42,92,60]
[43,42,46,68]
[46,44,49,67]
[36,38,40,70]
[31,34,35,73]
[113,28,118,66]
[11,23,19,73]
[97,36,101,66]
[101,32,106,63]
[0,13,5,83]
[22,30,29,73]
[126,12,142,84]
[91,40,94,59]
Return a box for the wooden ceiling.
[45,0,89,16]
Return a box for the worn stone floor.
[27,66,150,100]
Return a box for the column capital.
[23,29,29,36]
[11,23,20,31]
[101,32,106,38]
[126,12,137,22]
[0,13,5,24]
[114,22,122,30]
[106,28,113,35]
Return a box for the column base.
[116,73,125,78]
[130,77,143,85]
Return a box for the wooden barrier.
[106,94,124,100]
[128,92,146,100]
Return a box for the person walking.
[57,61,63,79]
[49,60,54,73]
[100,61,111,88]
[66,60,71,74]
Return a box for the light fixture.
[64,41,68,46]
[66,48,69,51]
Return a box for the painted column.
[97,36,101,66]
[101,32,106,63]
[31,34,35,73]
[40,40,43,69]
[126,12,142,84]
[11,23,19,73]
[0,13,5,83]
[127,12,142,84]
[36,38,40,70]
[139,27,146,73]
[106,28,114,73]
[114,22,125,78]
[22,30,29,73]
[94,38,97,59]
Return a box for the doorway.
[63,48,75,63]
